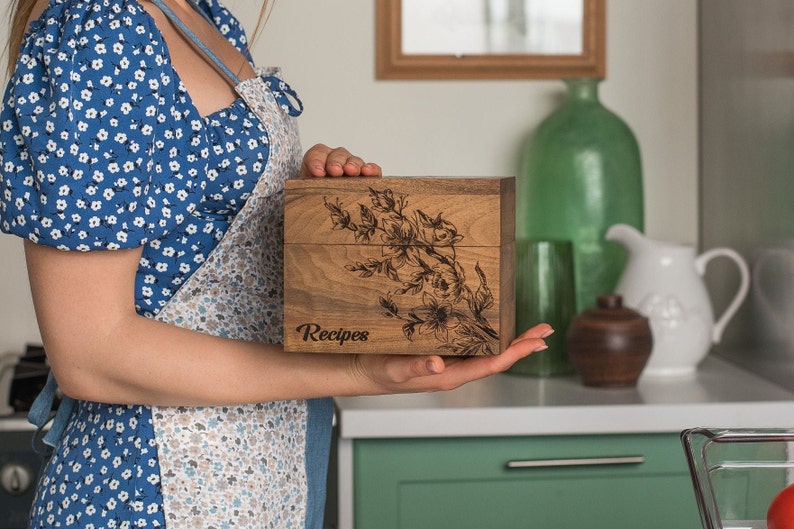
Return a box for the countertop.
[334,354,794,439]
[5,355,793,437]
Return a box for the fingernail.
[541,328,555,338]
[533,344,549,352]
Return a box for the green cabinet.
[352,433,701,529]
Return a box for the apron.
[28,1,334,527]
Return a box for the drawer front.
[353,433,701,529]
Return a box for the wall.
[0,0,697,354]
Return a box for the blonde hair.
[6,0,271,76]
[6,0,37,76]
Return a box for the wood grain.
[284,177,515,355]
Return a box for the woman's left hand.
[300,143,382,178]
[345,323,554,396]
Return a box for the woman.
[0,0,552,527]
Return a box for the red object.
[768,483,794,529]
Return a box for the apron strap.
[149,0,305,117]
[149,0,243,86]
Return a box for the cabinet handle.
[506,456,645,469]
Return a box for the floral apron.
[28,1,333,527]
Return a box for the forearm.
[49,313,370,406]
[23,240,371,406]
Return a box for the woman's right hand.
[299,144,382,178]
[347,324,553,395]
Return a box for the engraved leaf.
[402,321,417,341]
[323,197,355,231]
[379,295,399,318]
[469,263,494,316]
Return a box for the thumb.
[407,355,445,378]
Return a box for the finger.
[445,336,549,378]
[516,323,554,340]
[325,147,355,177]
[372,354,446,387]
[300,144,332,177]
[340,159,381,177]
[401,355,445,380]
[359,162,382,177]
[341,156,367,176]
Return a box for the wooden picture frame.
[376,0,606,80]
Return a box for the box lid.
[285,176,515,247]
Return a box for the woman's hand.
[299,143,382,178]
[347,323,554,395]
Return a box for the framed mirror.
[376,0,605,80]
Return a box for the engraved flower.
[430,261,466,302]
[324,197,354,230]
[416,210,463,247]
[327,186,499,355]
[369,187,398,213]
[413,293,460,342]
[380,217,418,268]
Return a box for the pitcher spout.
[605,223,647,253]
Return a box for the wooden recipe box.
[283,177,515,355]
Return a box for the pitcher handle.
[694,248,750,343]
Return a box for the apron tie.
[28,371,76,456]
[261,76,304,117]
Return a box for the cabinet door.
[353,433,701,529]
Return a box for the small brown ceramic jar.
[566,295,653,388]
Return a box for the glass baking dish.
[681,427,794,529]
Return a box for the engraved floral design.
[324,187,499,355]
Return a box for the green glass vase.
[516,78,644,314]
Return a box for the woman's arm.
[25,240,550,407]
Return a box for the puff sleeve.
[0,0,208,251]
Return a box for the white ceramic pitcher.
[605,224,749,376]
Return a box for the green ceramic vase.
[516,78,644,314]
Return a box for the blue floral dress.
[0,1,333,528]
